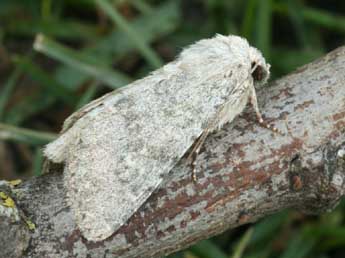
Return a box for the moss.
[0,191,16,208]
[8,179,22,187]
[25,220,36,231]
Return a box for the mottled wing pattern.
[44,35,268,241]
[64,63,251,241]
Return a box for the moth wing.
[55,46,254,241]
[62,75,207,241]
[64,129,168,241]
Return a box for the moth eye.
[251,62,265,82]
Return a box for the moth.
[44,34,271,241]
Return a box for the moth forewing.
[44,34,270,241]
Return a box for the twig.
[1,46,345,258]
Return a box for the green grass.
[1,0,345,257]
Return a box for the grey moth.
[44,34,270,241]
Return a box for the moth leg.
[187,128,210,182]
[249,86,281,134]
[187,109,222,182]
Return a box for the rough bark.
[1,46,345,258]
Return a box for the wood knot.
[291,175,303,191]
[238,211,251,224]
[289,153,304,191]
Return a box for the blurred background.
[0,0,345,257]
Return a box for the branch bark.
[1,46,345,258]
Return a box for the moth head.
[249,47,270,86]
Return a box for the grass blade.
[33,148,44,176]
[7,19,100,41]
[189,239,228,258]
[0,66,22,121]
[0,123,57,145]
[255,0,272,58]
[4,93,55,125]
[304,7,345,33]
[231,228,254,258]
[241,0,258,39]
[55,1,179,88]
[13,55,75,104]
[250,211,289,246]
[41,0,52,20]
[6,2,178,125]
[274,4,345,33]
[271,47,323,75]
[75,82,99,109]
[285,0,310,49]
[96,0,163,69]
[278,234,316,258]
[127,0,153,15]
[33,34,131,88]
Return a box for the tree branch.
[1,46,345,258]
